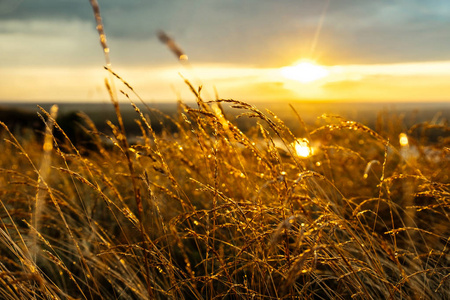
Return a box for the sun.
[280,60,329,83]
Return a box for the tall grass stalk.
[30,104,58,262]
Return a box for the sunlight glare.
[292,139,313,157]
[281,60,329,83]
[399,133,409,147]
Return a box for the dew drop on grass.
[399,133,409,147]
[292,139,313,157]
[43,140,53,152]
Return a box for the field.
[1,2,450,299]
[0,92,449,299]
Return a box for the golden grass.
[0,92,448,299]
[0,2,448,299]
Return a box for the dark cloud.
[0,0,92,20]
[2,0,450,66]
[320,1,450,63]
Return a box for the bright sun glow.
[292,139,314,158]
[399,133,409,147]
[281,60,330,83]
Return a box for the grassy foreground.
[0,95,448,299]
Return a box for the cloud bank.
[2,0,450,67]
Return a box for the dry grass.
[0,2,448,299]
[0,91,448,299]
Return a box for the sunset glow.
[1,2,450,104]
[281,60,330,83]
[3,60,450,102]
[0,3,448,298]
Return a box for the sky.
[1,0,450,103]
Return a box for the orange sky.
[2,61,450,103]
[1,1,450,103]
